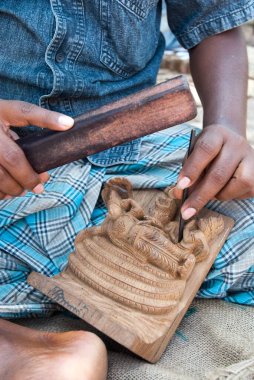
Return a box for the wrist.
[203,119,246,138]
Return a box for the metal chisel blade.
[178,129,196,243]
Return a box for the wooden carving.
[69,179,223,315]
[28,178,234,363]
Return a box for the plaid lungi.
[0,125,253,318]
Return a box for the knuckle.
[10,187,23,197]
[44,109,58,126]
[216,194,226,201]
[210,168,226,186]
[41,111,51,125]
[235,135,246,147]
[20,102,36,115]
[185,163,200,178]
[240,173,252,188]
[191,194,207,210]
[0,170,22,196]
[2,147,21,166]
[196,139,215,157]
[23,175,40,190]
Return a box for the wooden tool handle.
[17,75,196,173]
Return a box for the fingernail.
[32,184,44,194]
[182,208,196,220]
[39,172,50,183]
[177,177,191,190]
[58,115,74,129]
[20,191,27,197]
[4,195,12,200]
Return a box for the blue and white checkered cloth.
[0,125,253,318]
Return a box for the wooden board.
[17,76,196,173]
[28,189,234,363]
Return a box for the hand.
[0,100,74,200]
[174,125,254,219]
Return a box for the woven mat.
[16,299,254,380]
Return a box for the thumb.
[0,100,74,131]
[173,186,183,200]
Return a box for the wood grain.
[18,75,196,173]
[28,185,234,363]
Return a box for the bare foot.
[0,319,107,380]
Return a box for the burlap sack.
[16,298,254,380]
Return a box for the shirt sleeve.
[165,0,254,49]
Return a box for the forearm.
[189,27,248,137]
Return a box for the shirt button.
[55,52,65,63]
[48,98,58,107]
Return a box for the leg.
[0,162,107,378]
[0,161,105,319]
[0,318,107,380]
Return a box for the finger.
[236,192,254,200]
[176,128,224,190]
[216,158,254,201]
[217,191,252,201]
[4,195,13,200]
[216,178,247,201]
[0,130,42,191]
[9,130,19,140]
[173,175,203,200]
[0,191,6,200]
[39,172,50,183]
[0,165,23,196]
[173,186,183,200]
[181,146,242,219]
[19,190,27,197]
[3,191,28,200]
[0,100,74,131]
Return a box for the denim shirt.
[0,0,253,166]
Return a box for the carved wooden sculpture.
[28,178,234,362]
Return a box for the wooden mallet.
[17,75,197,173]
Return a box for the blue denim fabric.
[167,0,254,48]
[0,0,253,165]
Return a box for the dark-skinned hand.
[0,100,74,200]
[174,124,254,220]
